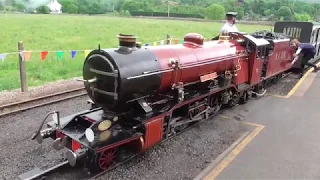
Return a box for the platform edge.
[193,130,250,180]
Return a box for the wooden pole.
[18,41,28,92]
[166,34,171,45]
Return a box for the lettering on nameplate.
[200,72,218,82]
[276,51,287,60]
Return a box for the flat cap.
[226,12,237,17]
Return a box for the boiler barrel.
[83,48,163,112]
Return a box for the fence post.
[18,41,28,92]
[166,34,171,45]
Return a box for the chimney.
[117,34,137,48]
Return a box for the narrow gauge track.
[19,71,297,180]
[22,111,222,180]
[17,70,307,179]
[0,87,87,118]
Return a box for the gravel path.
[267,73,300,96]
[0,77,84,106]
[0,96,90,180]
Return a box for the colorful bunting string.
[84,50,90,58]
[0,37,212,62]
[23,51,32,61]
[41,51,48,61]
[0,53,7,61]
[57,51,64,61]
[72,50,77,59]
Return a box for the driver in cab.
[220,12,239,34]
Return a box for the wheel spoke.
[98,148,117,170]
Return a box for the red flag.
[41,51,48,61]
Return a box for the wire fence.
[1,34,211,92]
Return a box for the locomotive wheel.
[239,92,248,104]
[91,148,118,173]
[174,123,189,132]
[227,93,239,108]
[209,96,222,115]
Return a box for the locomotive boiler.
[83,33,242,114]
[31,30,295,175]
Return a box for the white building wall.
[47,0,62,14]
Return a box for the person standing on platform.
[291,39,319,78]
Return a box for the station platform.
[195,67,320,179]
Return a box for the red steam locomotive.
[32,30,295,174]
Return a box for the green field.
[0,13,270,91]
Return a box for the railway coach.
[274,21,320,68]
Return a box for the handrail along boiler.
[31,31,295,173]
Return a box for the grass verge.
[0,14,270,91]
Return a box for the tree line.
[1,0,320,22]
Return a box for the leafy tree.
[36,5,50,14]
[123,1,144,12]
[60,0,79,13]
[5,6,15,11]
[14,3,25,11]
[277,6,292,20]
[295,13,312,22]
[204,4,225,20]
[119,10,131,16]
[251,0,265,15]
[1,0,320,21]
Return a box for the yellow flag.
[84,50,90,58]
[153,42,157,46]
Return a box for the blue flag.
[71,50,77,59]
[0,53,7,61]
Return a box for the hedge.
[129,11,204,19]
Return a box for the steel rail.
[21,161,69,180]
[19,113,217,180]
[0,87,87,118]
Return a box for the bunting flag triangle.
[84,50,90,58]
[23,51,32,61]
[0,53,8,61]
[41,51,48,62]
[71,50,77,59]
[160,40,164,45]
[179,39,184,44]
[174,39,179,44]
[145,43,149,46]
[153,42,157,46]
[57,51,64,61]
